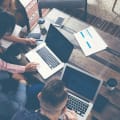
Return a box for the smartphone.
[27,33,41,39]
[54,17,64,27]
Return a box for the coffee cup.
[106,78,118,91]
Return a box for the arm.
[0,59,25,73]
[0,59,38,73]
[12,74,27,106]
[3,35,36,45]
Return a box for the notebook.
[25,24,73,79]
[60,64,103,120]
[74,26,107,56]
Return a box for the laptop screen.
[45,24,74,62]
[62,65,102,101]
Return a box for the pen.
[36,39,43,41]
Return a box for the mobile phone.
[27,33,41,39]
[54,17,64,27]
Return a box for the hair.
[39,79,68,114]
[0,8,15,39]
[0,0,16,13]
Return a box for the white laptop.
[25,24,73,79]
[60,64,103,120]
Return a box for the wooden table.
[44,8,120,120]
[24,8,120,120]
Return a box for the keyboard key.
[37,47,60,69]
[67,93,89,116]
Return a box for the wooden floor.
[62,9,120,39]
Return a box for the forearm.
[15,82,27,106]
[3,35,27,44]
[0,59,25,73]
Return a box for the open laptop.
[60,64,103,120]
[25,24,74,79]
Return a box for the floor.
[61,0,120,39]
[87,0,120,25]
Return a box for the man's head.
[0,8,15,39]
[38,79,68,116]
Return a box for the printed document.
[74,26,107,56]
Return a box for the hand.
[12,73,27,84]
[25,38,36,45]
[25,62,39,72]
[64,109,77,120]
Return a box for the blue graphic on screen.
[62,66,100,101]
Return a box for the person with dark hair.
[11,79,77,120]
[0,9,38,81]
[0,9,43,120]
[0,73,27,120]
[0,0,30,32]
[0,8,15,39]
[0,0,35,45]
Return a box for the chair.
[37,0,88,20]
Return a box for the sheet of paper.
[74,26,108,56]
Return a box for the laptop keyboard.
[67,93,89,117]
[37,47,60,69]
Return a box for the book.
[74,26,108,56]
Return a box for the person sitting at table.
[11,79,77,120]
[0,8,38,81]
[0,0,36,59]
[0,0,35,42]
[0,73,27,120]
[0,0,30,32]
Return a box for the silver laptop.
[25,24,73,79]
[61,64,103,120]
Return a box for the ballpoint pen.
[36,39,43,41]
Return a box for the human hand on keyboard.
[25,62,39,72]
[64,109,77,120]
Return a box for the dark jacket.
[0,92,19,120]
[11,109,50,120]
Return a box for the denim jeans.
[0,82,27,119]
[14,82,27,107]
[0,71,11,81]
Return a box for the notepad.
[74,26,108,56]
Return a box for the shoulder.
[11,109,49,120]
